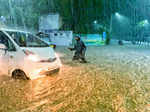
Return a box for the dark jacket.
[73,40,86,53]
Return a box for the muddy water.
[0,74,60,112]
[0,65,92,112]
[1,45,150,112]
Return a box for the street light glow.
[138,19,149,27]
[115,12,122,19]
[144,20,149,24]
[94,20,97,24]
[115,12,120,16]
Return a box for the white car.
[0,28,61,80]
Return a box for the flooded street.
[1,45,150,112]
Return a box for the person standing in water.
[68,36,87,63]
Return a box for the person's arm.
[68,47,75,51]
[68,44,77,51]
[81,41,86,48]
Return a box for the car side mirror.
[0,44,7,50]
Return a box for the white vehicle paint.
[0,28,61,80]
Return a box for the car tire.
[12,70,29,80]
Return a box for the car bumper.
[39,67,60,76]
[23,57,61,79]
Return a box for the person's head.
[75,36,80,41]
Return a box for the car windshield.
[6,31,49,47]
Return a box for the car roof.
[0,28,31,34]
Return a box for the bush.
[105,37,110,45]
[105,32,111,45]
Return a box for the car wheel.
[12,70,29,80]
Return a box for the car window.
[0,31,16,51]
[26,33,49,47]
[6,31,49,47]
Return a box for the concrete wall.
[41,31,73,46]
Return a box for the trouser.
[73,48,86,61]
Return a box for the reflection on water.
[26,76,58,101]
[21,75,61,111]
[0,73,62,112]
[0,75,11,82]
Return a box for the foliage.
[105,33,111,45]
[0,0,137,33]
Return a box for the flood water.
[1,45,150,112]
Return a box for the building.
[39,13,73,46]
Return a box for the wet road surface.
[0,45,150,112]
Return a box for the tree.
[0,0,137,34]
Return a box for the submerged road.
[0,45,150,112]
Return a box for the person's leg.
[80,49,87,63]
[73,51,79,61]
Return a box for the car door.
[6,31,28,76]
[1,31,20,76]
[4,31,23,76]
[0,31,9,75]
[0,50,9,75]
